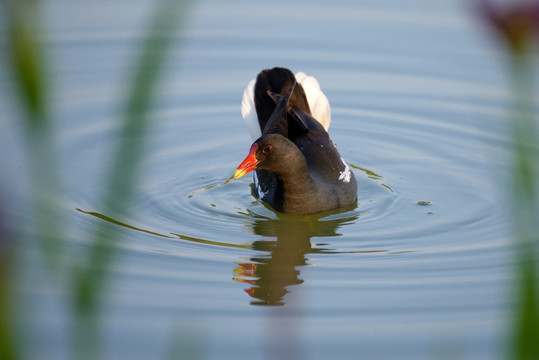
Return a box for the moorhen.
[234,67,357,215]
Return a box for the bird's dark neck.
[274,162,317,213]
[281,170,313,195]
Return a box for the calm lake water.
[0,0,529,359]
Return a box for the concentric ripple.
[71,82,508,268]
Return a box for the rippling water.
[0,0,524,359]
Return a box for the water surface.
[0,1,522,359]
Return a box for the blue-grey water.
[0,0,528,359]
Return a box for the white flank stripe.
[338,158,352,183]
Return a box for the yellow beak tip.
[233,169,246,180]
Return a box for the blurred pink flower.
[477,0,539,53]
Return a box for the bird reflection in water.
[233,210,358,306]
[75,206,361,307]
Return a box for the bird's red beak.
[234,143,259,179]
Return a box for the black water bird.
[234,67,357,215]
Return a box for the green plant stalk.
[6,0,64,269]
[507,53,539,360]
[2,2,63,359]
[8,2,46,122]
[74,0,186,309]
[72,1,188,359]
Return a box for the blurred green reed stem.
[476,2,539,357]
[506,53,539,360]
[72,0,188,359]
[6,0,63,268]
[2,2,59,358]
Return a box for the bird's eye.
[263,145,273,154]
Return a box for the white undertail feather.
[294,72,331,131]
[240,72,331,141]
[240,79,259,141]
